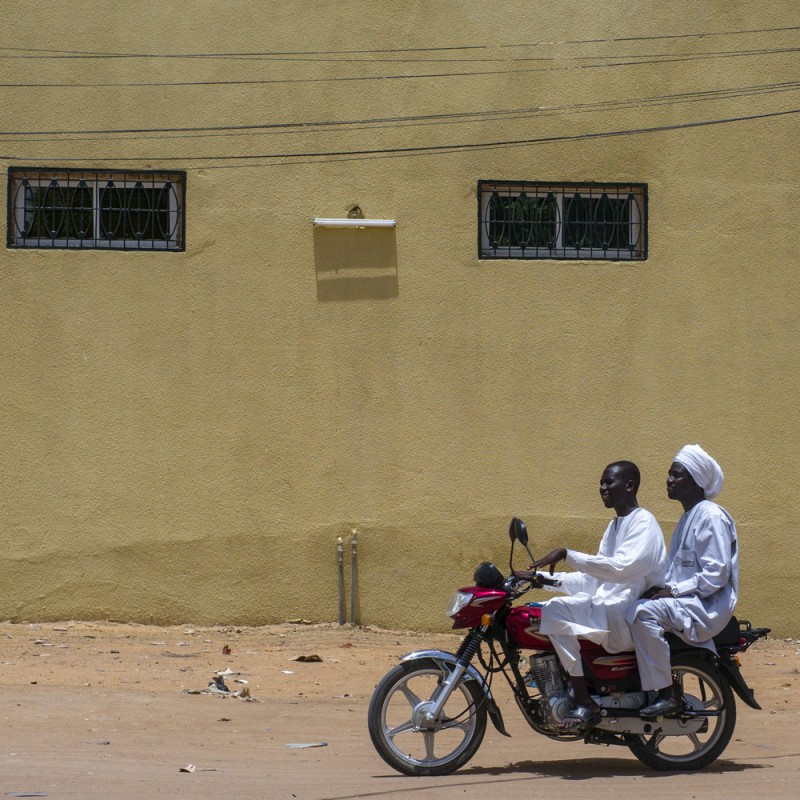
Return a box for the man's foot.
[560,702,601,730]
[640,690,683,718]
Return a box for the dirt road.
[0,621,797,799]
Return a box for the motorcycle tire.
[367,656,488,776]
[628,653,737,771]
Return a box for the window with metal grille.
[479,181,646,261]
[7,168,185,250]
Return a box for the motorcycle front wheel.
[367,657,488,776]
[628,653,736,771]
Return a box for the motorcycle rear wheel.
[628,654,736,771]
[367,657,487,776]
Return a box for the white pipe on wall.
[313,218,396,228]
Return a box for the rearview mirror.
[508,517,528,546]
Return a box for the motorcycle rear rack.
[723,619,771,654]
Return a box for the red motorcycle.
[368,518,769,775]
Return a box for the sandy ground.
[0,620,797,800]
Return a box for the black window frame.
[7,167,186,251]
[478,180,647,261]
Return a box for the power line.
[2,80,797,140]
[0,47,790,65]
[2,44,799,91]
[3,108,796,165]
[1,23,798,60]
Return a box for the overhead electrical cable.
[0,47,796,65]
[1,23,798,59]
[1,80,797,142]
[2,108,797,165]
[2,44,798,90]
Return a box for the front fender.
[401,649,511,737]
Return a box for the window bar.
[478,180,646,261]
[8,167,185,250]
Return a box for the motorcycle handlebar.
[509,572,560,591]
[539,574,561,587]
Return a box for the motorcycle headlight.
[446,591,473,618]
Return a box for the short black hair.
[606,460,641,493]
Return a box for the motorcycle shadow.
[459,758,768,780]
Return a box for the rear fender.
[668,642,762,711]
[719,658,762,710]
[401,649,511,737]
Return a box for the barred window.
[7,168,185,251]
[479,181,646,261]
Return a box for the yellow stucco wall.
[1,1,797,634]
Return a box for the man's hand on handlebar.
[512,569,544,587]
[528,547,568,576]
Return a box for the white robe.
[539,507,667,654]
[635,499,738,643]
[626,500,738,689]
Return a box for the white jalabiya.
[539,508,667,675]
[628,499,739,690]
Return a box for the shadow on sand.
[458,756,769,780]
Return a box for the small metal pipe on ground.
[337,536,345,625]
[350,529,358,626]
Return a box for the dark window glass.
[479,181,646,261]
[7,168,185,251]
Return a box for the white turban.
[675,444,724,499]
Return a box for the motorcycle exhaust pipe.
[337,536,345,625]
[350,529,359,626]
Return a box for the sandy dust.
[0,620,797,800]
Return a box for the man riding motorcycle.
[517,460,666,728]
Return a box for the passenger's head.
[673,444,724,499]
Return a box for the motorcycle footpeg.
[639,705,686,721]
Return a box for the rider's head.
[600,461,640,514]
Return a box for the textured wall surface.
[1,1,797,634]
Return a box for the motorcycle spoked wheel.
[367,657,488,776]
[628,654,736,771]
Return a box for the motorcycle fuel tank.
[506,604,552,649]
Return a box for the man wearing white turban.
[628,444,739,718]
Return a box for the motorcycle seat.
[712,616,742,647]
[664,615,741,651]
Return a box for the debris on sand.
[284,742,328,749]
[183,671,256,701]
[179,764,219,773]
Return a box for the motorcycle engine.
[529,653,565,696]
[527,653,572,728]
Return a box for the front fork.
[424,627,487,722]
